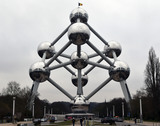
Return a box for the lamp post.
[32,103,35,119]
[12,97,16,123]
[113,105,115,117]
[122,102,124,119]
[44,106,46,117]
[140,97,143,123]
[51,108,53,114]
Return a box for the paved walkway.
[0,120,160,126]
[124,120,160,126]
[0,121,32,126]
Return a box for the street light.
[113,105,115,117]
[32,103,35,119]
[12,97,16,123]
[51,108,53,114]
[139,97,143,123]
[122,102,124,119]
[44,106,46,117]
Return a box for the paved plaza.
[0,120,160,126]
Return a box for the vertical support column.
[77,45,81,57]
[77,69,83,95]
[12,97,16,123]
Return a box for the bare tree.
[2,81,21,96]
[145,47,160,98]
[144,47,160,119]
[19,86,31,98]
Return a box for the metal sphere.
[37,42,55,59]
[71,95,89,112]
[29,61,50,82]
[70,7,88,23]
[104,41,122,58]
[68,23,90,45]
[109,60,130,82]
[72,72,88,87]
[71,51,88,69]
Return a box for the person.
[83,117,86,126]
[72,117,75,126]
[134,117,137,124]
[80,118,83,126]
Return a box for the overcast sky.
[0,0,160,103]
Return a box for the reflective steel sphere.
[109,60,130,82]
[72,72,88,87]
[71,95,89,112]
[104,41,122,58]
[68,23,90,45]
[71,51,88,69]
[37,42,55,59]
[70,7,88,23]
[29,61,50,82]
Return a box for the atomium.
[29,7,131,114]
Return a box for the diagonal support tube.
[120,80,132,103]
[48,61,72,70]
[87,60,111,70]
[86,23,109,46]
[88,51,105,58]
[85,77,112,100]
[112,51,117,61]
[56,58,75,75]
[47,78,74,100]
[52,51,71,59]
[85,58,103,75]
[86,41,114,66]
[45,41,72,67]
[50,24,72,46]
[29,81,39,110]
[42,51,47,62]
